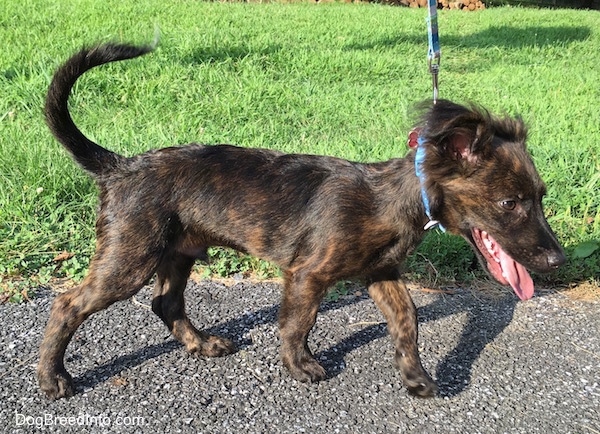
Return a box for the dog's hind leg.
[151,252,236,357]
[37,238,162,400]
[368,270,438,398]
[278,270,330,382]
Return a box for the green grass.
[1,1,599,300]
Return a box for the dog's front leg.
[368,273,438,397]
[278,271,329,382]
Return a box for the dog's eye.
[500,200,517,210]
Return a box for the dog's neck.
[365,155,429,235]
[358,156,431,266]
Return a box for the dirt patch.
[414,278,600,303]
[11,275,600,305]
[561,280,600,302]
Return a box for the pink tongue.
[498,249,535,300]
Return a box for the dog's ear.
[417,100,495,169]
[417,100,527,168]
[447,129,483,164]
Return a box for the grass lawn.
[0,0,598,300]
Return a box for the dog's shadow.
[422,293,518,397]
[312,291,518,397]
[73,284,517,398]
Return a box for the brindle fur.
[38,43,565,400]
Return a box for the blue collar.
[415,136,445,232]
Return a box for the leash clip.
[428,55,440,104]
[424,219,442,231]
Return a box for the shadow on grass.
[345,25,591,51]
[180,44,282,65]
[75,283,517,398]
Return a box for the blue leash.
[414,0,444,232]
[426,0,441,104]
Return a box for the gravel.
[1,280,599,433]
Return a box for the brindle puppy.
[38,42,565,400]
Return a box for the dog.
[38,42,565,400]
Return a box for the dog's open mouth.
[470,228,534,300]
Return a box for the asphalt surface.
[1,279,599,433]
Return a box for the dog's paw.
[394,352,438,398]
[403,372,438,398]
[189,335,236,358]
[38,368,75,400]
[287,358,327,383]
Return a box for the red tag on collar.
[407,128,421,149]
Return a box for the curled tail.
[45,42,156,176]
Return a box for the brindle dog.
[38,42,565,400]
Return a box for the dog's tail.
[45,42,156,176]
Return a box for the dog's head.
[415,100,565,300]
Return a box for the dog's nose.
[547,250,566,269]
